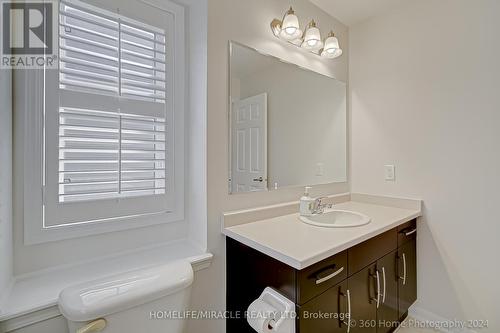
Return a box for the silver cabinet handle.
[315,266,344,285]
[341,289,351,333]
[252,176,263,182]
[381,266,386,304]
[405,229,417,236]
[370,270,380,308]
[346,289,351,333]
[399,253,407,285]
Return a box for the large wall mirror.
[228,42,347,194]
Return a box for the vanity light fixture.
[321,31,343,58]
[270,7,343,59]
[301,20,323,50]
[278,7,302,40]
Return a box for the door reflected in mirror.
[229,42,347,194]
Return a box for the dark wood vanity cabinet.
[296,251,347,305]
[226,219,418,333]
[376,251,399,333]
[298,281,348,333]
[348,264,378,333]
[397,240,417,319]
[397,220,418,320]
[226,238,296,333]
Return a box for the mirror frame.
[227,40,347,194]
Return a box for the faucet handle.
[315,196,328,205]
[309,196,327,214]
[316,197,334,210]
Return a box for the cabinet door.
[398,239,417,319]
[298,280,348,333]
[376,251,399,333]
[348,264,378,333]
[226,238,296,333]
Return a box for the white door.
[231,93,267,193]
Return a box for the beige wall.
[189,0,349,332]
[239,64,347,188]
[350,0,500,330]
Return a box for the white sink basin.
[299,210,371,228]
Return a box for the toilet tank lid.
[58,260,194,322]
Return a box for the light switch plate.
[385,165,395,181]
[316,163,324,176]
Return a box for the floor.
[395,317,440,333]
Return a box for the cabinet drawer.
[297,251,347,305]
[397,219,417,246]
[348,229,397,275]
[297,280,347,333]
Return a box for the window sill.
[0,240,213,327]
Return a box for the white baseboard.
[409,305,477,333]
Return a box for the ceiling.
[310,0,412,26]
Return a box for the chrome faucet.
[310,197,334,214]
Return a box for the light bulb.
[301,20,323,50]
[307,39,318,47]
[279,7,302,41]
[321,31,342,58]
[285,26,297,35]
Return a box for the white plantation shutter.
[58,0,167,101]
[40,0,179,229]
[58,0,168,203]
[58,108,167,202]
[59,2,120,96]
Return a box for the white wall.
[184,0,208,253]
[349,0,500,330]
[239,64,347,187]
[0,69,13,306]
[189,1,349,333]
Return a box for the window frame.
[23,0,186,245]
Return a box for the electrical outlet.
[385,165,395,181]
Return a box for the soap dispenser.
[300,186,314,216]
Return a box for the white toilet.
[58,260,194,333]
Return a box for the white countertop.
[223,197,421,270]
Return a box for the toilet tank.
[58,260,194,333]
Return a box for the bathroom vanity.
[225,40,421,333]
[223,195,421,333]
